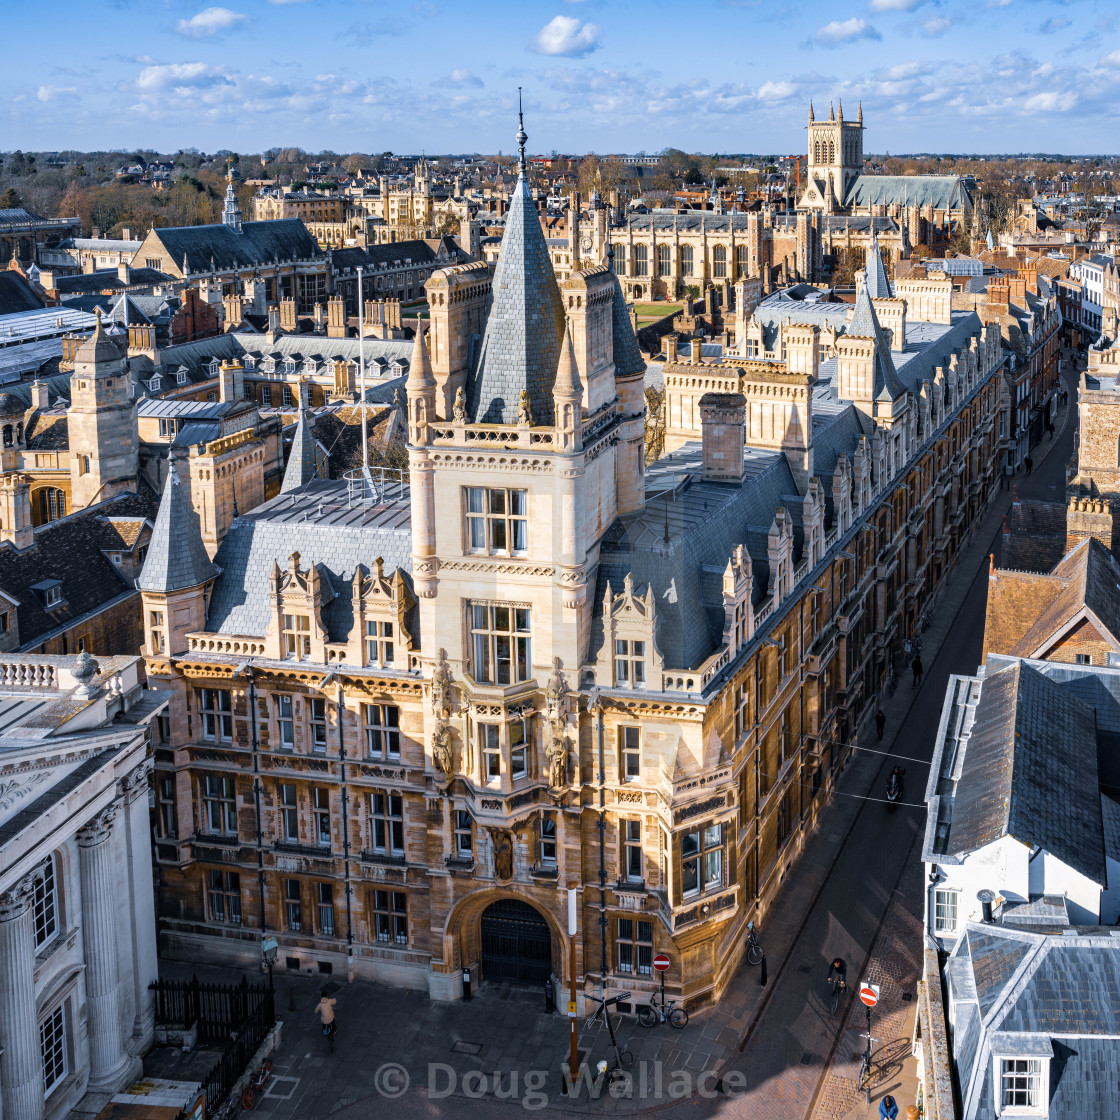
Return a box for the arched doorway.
[480,899,552,984]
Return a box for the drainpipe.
[592,693,607,987]
[337,683,355,980]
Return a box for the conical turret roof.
[280,406,319,493]
[863,236,893,299]
[466,112,565,425]
[137,453,217,592]
[848,274,905,402]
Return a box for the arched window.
[680,245,694,277]
[15,423,22,444]
[828,141,835,163]
[657,244,671,277]
[613,244,626,275]
[737,245,749,276]
[2,425,11,447]
[634,243,648,277]
[35,488,65,525]
[713,245,727,278]
[814,141,821,164]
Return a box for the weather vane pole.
[516,87,527,178]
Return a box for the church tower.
[804,100,864,212]
[68,311,139,509]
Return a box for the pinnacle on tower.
[222,161,243,234]
[808,100,815,123]
[137,451,217,593]
[857,100,863,124]
[280,399,318,494]
[828,102,835,122]
[837,99,844,121]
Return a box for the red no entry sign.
[859,983,880,1007]
[653,954,671,973]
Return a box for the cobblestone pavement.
[144,361,1080,1120]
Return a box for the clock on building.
[580,234,592,251]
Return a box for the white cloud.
[755,80,796,101]
[869,0,922,11]
[1023,90,1077,112]
[136,62,232,93]
[922,16,949,36]
[267,0,310,4]
[37,85,77,102]
[530,16,600,57]
[814,18,880,46]
[1101,49,1120,67]
[447,69,483,88]
[987,0,1012,7]
[175,7,249,39]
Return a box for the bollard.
[759,953,767,987]
[544,977,555,1013]
[462,968,472,1001]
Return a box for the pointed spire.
[848,278,905,402]
[137,451,217,592]
[280,404,318,494]
[857,100,863,124]
[223,159,242,233]
[863,235,892,299]
[837,99,843,121]
[828,102,835,122]
[808,100,815,123]
[407,321,436,394]
[466,105,565,426]
[554,320,583,401]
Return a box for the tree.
[684,166,705,186]
[1,188,20,211]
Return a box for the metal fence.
[149,976,276,1117]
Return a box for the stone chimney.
[327,295,347,339]
[1067,496,1113,552]
[279,298,298,332]
[218,359,244,403]
[690,338,703,363]
[984,279,1010,324]
[120,227,132,241]
[1018,267,1038,297]
[29,380,49,412]
[662,334,678,363]
[1007,277,1027,307]
[117,261,131,285]
[699,392,746,482]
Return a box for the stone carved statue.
[517,389,533,427]
[432,720,453,780]
[488,828,513,881]
[452,387,466,423]
[545,736,567,791]
[543,657,571,792]
[430,648,453,718]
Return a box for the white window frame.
[478,722,501,784]
[995,1055,1047,1115]
[539,815,557,867]
[40,1003,67,1097]
[312,787,331,848]
[933,887,959,936]
[469,602,531,684]
[276,695,295,750]
[279,782,299,842]
[282,613,311,660]
[370,791,404,855]
[33,855,59,948]
[363,704,400,760]
[624,819,643,882]
[454,809,473,857]
[620,725,641,782]
[614,639,646,688]
[199,688,233,743]
[202,774,237,835]
[465,487,528,556]
[365,619,395,668]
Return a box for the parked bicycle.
[746,920,764,966]
[827,975,846,1015]
[638,990,689,1029]
[240,1057,273,1111]
[585,991,633,1084]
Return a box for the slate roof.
[0,489,158,648]
[205,479,412,641]
[136,456,218,593]
[467,169,566,425]
[949,924,1120,1120]
[847,277,906,401]
[984,537,1120,661]
[0,209,46,226]
[53,268,174,295]
[945,660,1106,885]
[592,444,797,670]
[610,273,646,380]
[280,408,319,493]
[0,272,44,315]
[998,498,1068,573]
[332,240,437,271]
[863,237,892,299]
[152,219,322,275]
[842,174,972,212]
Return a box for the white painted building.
[0,652,167,1120]
[922,655,1120,952]
[1068,253,1114,337]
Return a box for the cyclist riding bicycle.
[827,957,847,991]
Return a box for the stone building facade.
[0,651,165,1120]
[140,119,1005,1012]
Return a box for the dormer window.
[365,620,394,668]
[283,358,297,373]
[283,613,311,660]
[999,1058,1045,1113]
[148,376,162,392]
[176,370,188,386]
[262,358,276,374]
[242,355,256,369]
[32,580,63,609]
[614,640,646,687]
[208,359,220,376]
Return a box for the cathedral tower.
[804,100,864,212]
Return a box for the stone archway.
[479,898,552,984]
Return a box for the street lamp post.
[261,935,278,994]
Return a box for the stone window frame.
[284,878,302,930]
[207,868,242,924]
[616,917,653,976]
[619,725,641,782]
[364,619,395,669]
[198,688,233,744]
[312,787,331,849]
[681,820,724,899]
[33,854,59,949]
[200,774,237,836]
[278,782,299,842]
[363,703,400,760]
[309,697,328,753]
[316,881,336,936]
[369,790,405,855]
[466,601,531,686]
[371,888,408,945]
[464,486,528,557]
[623,818,643,882]
[613,638,647,689]
[453,809,473,857]
[275,694,296,750]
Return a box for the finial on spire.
[516,88,528,178]
[857,100,863,124]
[808,100,815,123]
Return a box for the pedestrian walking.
[902,638,912,668]
[314,991,338,1048]
[912,656,924,688]
[875,708,886,742]
[1025,456,1033,475]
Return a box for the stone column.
[78,806,130,1092]
[0,871,46,1120]
[120,765,157,1051]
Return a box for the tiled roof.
[863,237,892,299]
[0,273,44,316]
[999,498,1068,573]
[136,456,218,593]
[153,219,322,274]
[467,171,566,425]
[0,489,158,647]
[610,273,645,379]
[946,660,1105,884]
[843,174,971,211]
[205,479,412,640]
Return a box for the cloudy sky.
[6,0,1119,155]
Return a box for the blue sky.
[4,0,1119,155]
